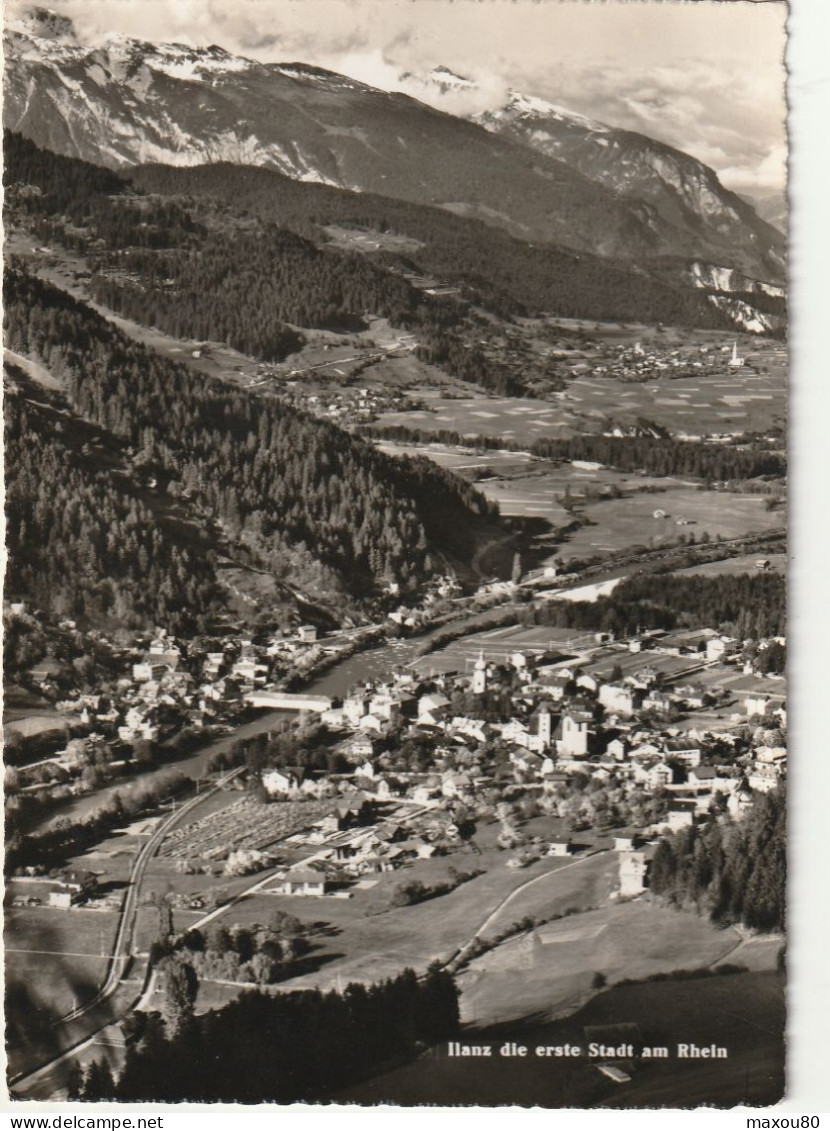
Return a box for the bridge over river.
[243,691,333,712]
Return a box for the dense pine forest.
[650,788,786,932]
[5,133,521,393]
[529,434,785,481]
[125,158,769,329]
[72,967,459,1102]
[5,131,762,351]
[5,397,223,632]
[4,264,502,618]
[525,572,786,638]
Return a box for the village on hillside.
[6,594,786,916]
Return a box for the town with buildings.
[2,0,791,1109]
[6,584,786,921]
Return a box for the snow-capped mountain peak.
[5,4,77,43]
[3,16,785,286]
[397,64,478,98]
[474,87,784,283]
[496,90,611,134]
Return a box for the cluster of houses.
[387,574,463,626]
[7,868,99,909]
[582,340,748,383]
[9,594,786,912]
[14,622,340,799]
[251,626,786,897]
[279,385,421,427]
[270,795,454,894]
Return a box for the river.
[31,603,515,832]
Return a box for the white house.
[262,767,307,795]
[744,693,772,718]
[558,711,593,758]
[275,868,327,896]
[418,693,451,718]
[599,683,642,716]
[606,738,629,762]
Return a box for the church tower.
[472,650,487,695]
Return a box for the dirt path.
[447,849,610,969]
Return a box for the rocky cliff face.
[475,91,785,285]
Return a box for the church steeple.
[472,649,487,694]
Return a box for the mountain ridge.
[471,89,785,285]
[4,7,784,284]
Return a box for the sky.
[9,0,788,197]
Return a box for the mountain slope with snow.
[475,90,785,284]
[3,9,783,283]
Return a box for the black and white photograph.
[2,0,801,1110]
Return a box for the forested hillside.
[650,788,786,931]
[4,132,751,345]
[5,132,519,393]
[525,572,786,638]
[127,158,747,329]
[5,396,223,632]
[4,265,503,622]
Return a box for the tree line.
[5,771,192,874]
[649,787,785,931]
[4,130,201,247]
[360,422,785,480]
[525,571,786,638]
[73,965,459,1102]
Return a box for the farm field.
[323,224,426,255]
[373,441,786,565]
[552,489,785,563]
[4,714,74,740]
[375,442,689,521]
[4,683,77,739]
[675,551,786,578]
[408,623,601,676]
[4,904,121,1054]
[188,832,614,1008]
[374,328,787,440]
[565,364,786,436]
[580,649,713,683]
[458,900,748,1028]
[481,478,585,524]
[266,319,459,391]
[67,823,153,887]
[375,442,538,475]
[4,820,152,1046]
[339,970,784,1108]
[693,668,785,699]
[377,389,593,443]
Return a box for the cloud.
[516,57,786,194]
[718,143,788,194]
